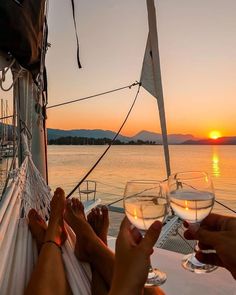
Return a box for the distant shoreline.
[48,136,236,146]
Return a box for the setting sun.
[209,130,222,140]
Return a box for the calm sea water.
[47,145,236,215]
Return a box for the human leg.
[25,188,71,295]
[65,200,115,286]
[88,206,110,295]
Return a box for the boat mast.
[14,0,49,182]
[142,0,171,177]
[15,69,48,181]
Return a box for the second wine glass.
[168,171,218,273]
[124,180,168,286]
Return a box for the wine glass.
[168,171,218,273]
[123,180,168,286]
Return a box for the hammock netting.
[0,149,92,295]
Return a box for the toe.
[55,187,65,195]
[95,207,100,216]
[51,188,66,211]
[64,200,75,226]
[87,211,92,222]
[87,211,94,227]
[53,187,65,201]
[76,199,85,216]
[95,207,102,227]
[65,200,73,216]
[77,199,84,211]
[101,206,108,219]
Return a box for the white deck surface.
[108,237,236,295]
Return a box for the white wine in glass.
[168,171,217,273]
[124,180,168,286]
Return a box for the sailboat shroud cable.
[66,83,141,199]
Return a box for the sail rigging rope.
[215,200,236,214]
[70,0,82,69]
[0,81,140,120]
[0,114,13,120]
[66,83,141,199]
[46,81,140,109]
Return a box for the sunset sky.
[45,0,236,138]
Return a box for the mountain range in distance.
[47,128,236,145]
[184,137,236,145]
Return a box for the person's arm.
[25,188,71,295]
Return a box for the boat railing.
[78,180,97,201]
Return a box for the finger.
[117,217,133,245]
[200,213,227,230]
[130,227,142,244]
[119,217,132,234]
[183,221,189,228]
[198,242,214,251]
[196,228,223,248]
[195,252,223,267]
[184,229,195,240]
[140,221,162,254]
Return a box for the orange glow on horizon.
[209,130,222,140]
[47,110,234,139]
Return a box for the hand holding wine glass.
[168,171,217,273]
[110,217,163,295]
[123,180,168,286]
[184,213,236,279]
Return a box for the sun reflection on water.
[212,147,220,177]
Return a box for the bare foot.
[28,209,47,252]
[87,206,109,245]
[64,198,103,262]
[44,188,67,247]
